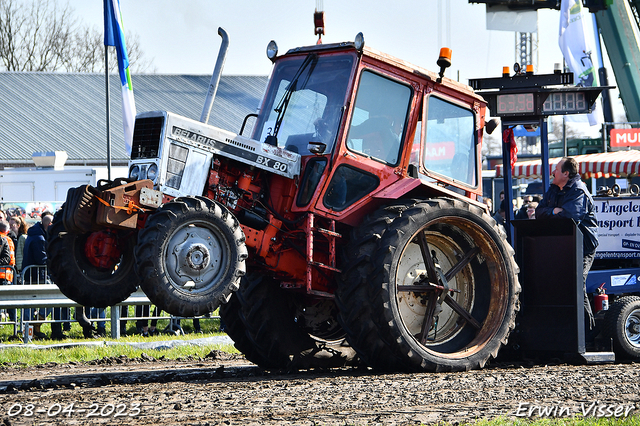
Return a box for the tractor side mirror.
[308,141,327,155]
[485,118,500,135]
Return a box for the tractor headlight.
[266,40,278,61]
[147,163,158,181]
[129,165,140,180]
[354,32,365,53]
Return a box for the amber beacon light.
[437,47,452,81]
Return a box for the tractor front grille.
[166,143,188,189]
[131,116,164,159]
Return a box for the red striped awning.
[495,150,640,179]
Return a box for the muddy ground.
[0,352,639,426]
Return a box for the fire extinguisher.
[594,282,609,312]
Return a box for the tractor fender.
[372,177,421,200]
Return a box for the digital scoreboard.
[469,71,609,121]
[542,91,590,114]
[496,93,535,114]
[488,88,601,118]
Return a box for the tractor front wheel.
[135,196,247,317]
[47,208,139,308]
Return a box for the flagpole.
[105,45,112,181]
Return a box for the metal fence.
[0,265,216,342]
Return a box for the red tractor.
[48,33,519,372]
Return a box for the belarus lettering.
[172,126,217,148]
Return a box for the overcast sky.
[70,0,567,81]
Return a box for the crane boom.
[596,0,640,122]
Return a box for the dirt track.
[1,353,639,425]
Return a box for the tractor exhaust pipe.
[200,27,230,125]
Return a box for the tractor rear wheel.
[219,290,270,368]
[47,208,139,308]
[231,273,355,370]
[604,296,640,360]
[135,196,247,317]
[338,198,520,372]
[336,199,419,370]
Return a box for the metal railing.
[0,265,217,342]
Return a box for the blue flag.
[104,0,136,156]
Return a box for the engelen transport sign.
[610,128,640,148]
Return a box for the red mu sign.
[611,128,640,148]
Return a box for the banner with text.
[594,197,640,259]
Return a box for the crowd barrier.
[0,265,217,342]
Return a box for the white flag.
[558,0,601,126]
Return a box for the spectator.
[9,216,28,275]
[136,305,158,337]
[482,197,493,216]
[0,221,11,277]
[493,199,507,228]
[120,305,129,336]
[525,202,538,219]
[23,211,70,340]
[0,220,15,283]
[87,307,107,338]
[22,212,49,339]
[0,220,16,334]
[167,315,202,335]
[515,195,533,220]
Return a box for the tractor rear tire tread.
[219,290,269,367]
[233,273,355,370]
[235,274,315,369]
[336,199,421,371]
[338,198,520,372]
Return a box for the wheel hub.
[625,309,640,347]
[183,243,210,271]
[396,230,475,348]
[84,230,121,270]
[167,226,225,291]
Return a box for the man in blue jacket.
[536,157,599,330]
[23,211,69,340]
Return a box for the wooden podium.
[512,219,613,363]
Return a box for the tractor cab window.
[346,71,412,165]
[423,96,477,187]
[254,53,355,155]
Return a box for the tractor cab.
[253,35,487,227]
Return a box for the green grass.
[0,306,239,366]
[0,342,238,367]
